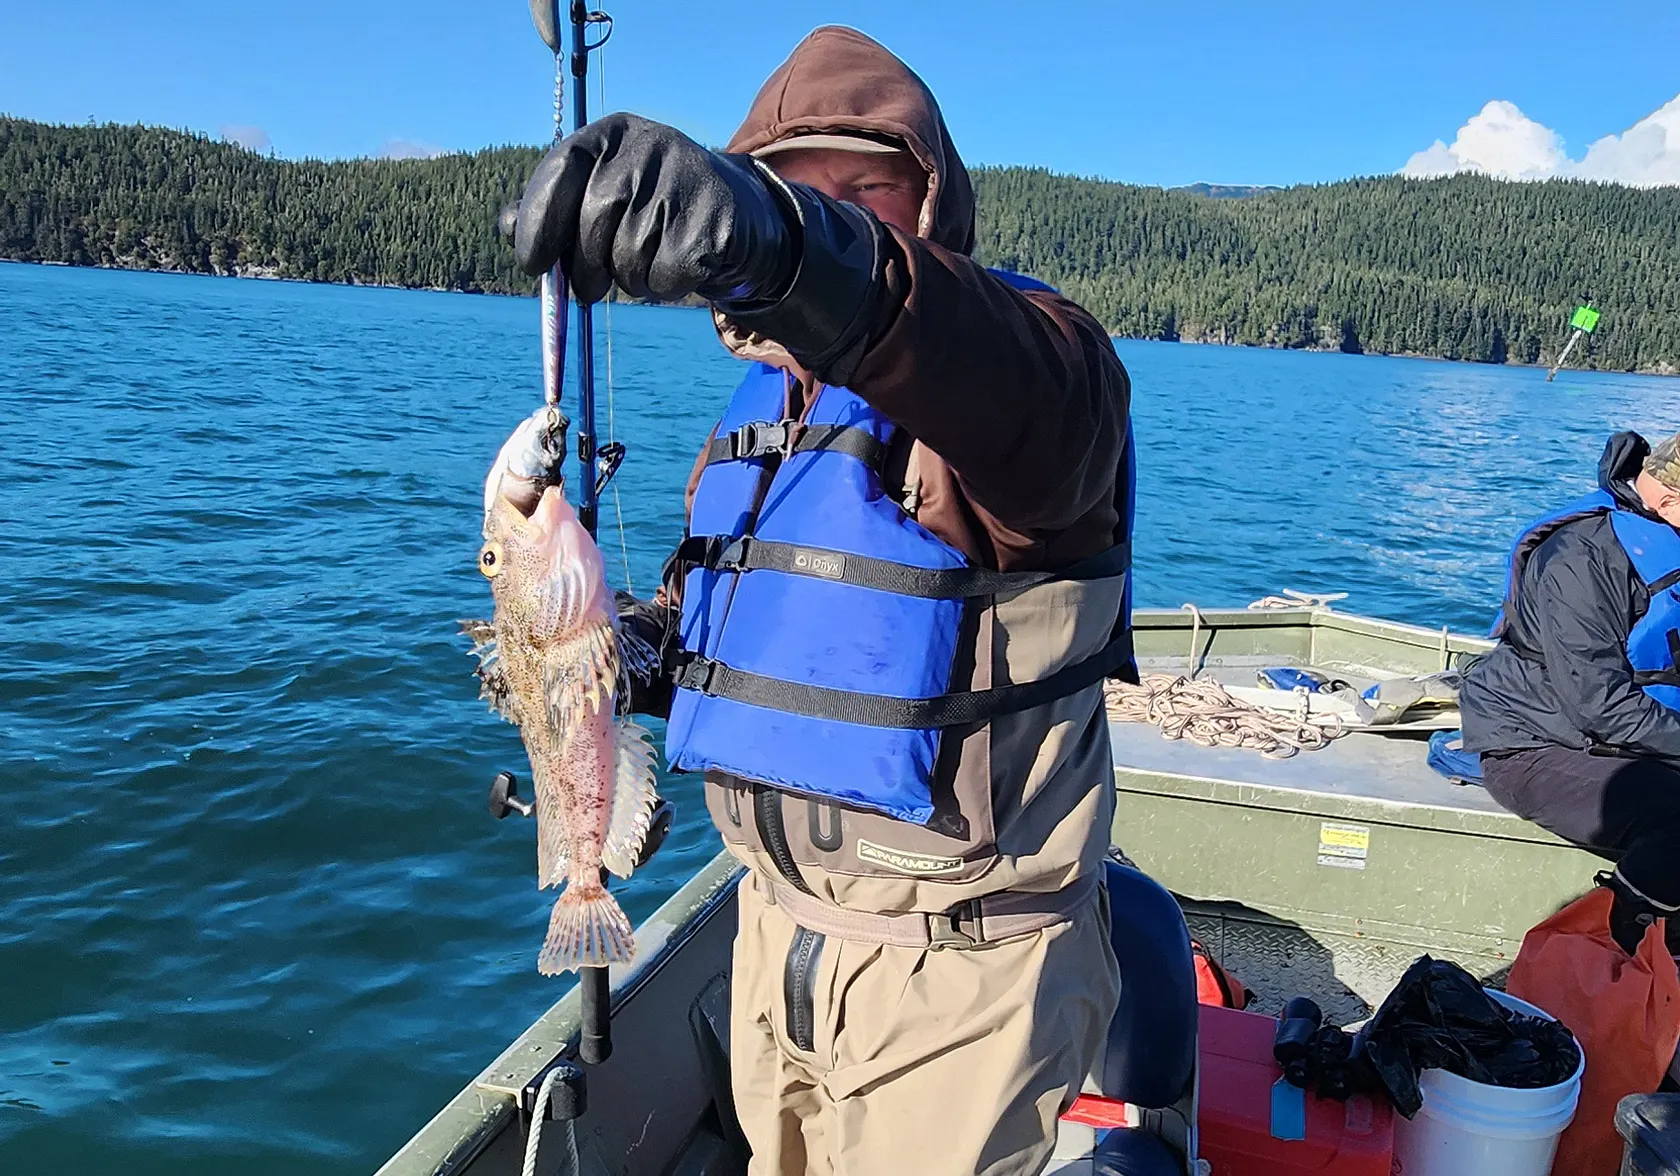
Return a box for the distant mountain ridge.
[3,117,1677,373]
[1170,183,1282,199]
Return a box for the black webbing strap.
[670,535,1130,600]
[673,631,1135,730]
[1630,631,1680,688]
[704,419,886,470]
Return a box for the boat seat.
[1100,858,1199,1107]
[1091,1129,1183,1176]
[1049,859,1199,1175]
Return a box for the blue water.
[2,261,1675,1173]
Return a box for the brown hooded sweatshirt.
[705,24,1132,576]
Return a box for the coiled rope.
[1104,674,1346,759]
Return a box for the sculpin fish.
[462,404,657,974]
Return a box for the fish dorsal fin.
[601,719,658,879]
[460,618,523,725]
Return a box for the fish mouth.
[530,484,568,535]
[492,481,571,545]
[489,468,566,526]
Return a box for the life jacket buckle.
[730,419,797,460]
[675,656,718,694]
[714,537,751,573]
[928,900,983,950]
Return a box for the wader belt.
[672,535,1130,601]
[755,870,1099,950]
[704,419,886,470]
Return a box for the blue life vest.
[664,270,1135,825]
[1496,488,1680,710]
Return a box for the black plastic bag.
[1349,956,1581,1118]
[1277,956,1580,1117]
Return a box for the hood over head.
[726,25,974,255]
[1600,430,1652,512]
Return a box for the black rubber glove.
[513,112,796,304]
[512,112,890,386]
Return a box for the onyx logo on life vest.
[855,839,964,875]
[792,548,846,579]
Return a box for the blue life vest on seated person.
[665,271,1135,826]
[1496,488,1680,711]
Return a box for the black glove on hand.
[512,112,890,385]
[513,112,796,304]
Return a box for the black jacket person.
[509,26,1133,1176]
[1463,430,1680,954]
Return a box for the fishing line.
[597,34,635,595]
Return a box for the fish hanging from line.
[461,403,658,974]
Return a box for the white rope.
[1182,602,1205,677]
[597,34,635,596]
[521,1066,582,1176]
[1104,673,1346,759]
[522,1066,559,1176]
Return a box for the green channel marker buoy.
[1548,303,1599,381]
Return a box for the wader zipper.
[784,925,824,1053]
[754,785,814,894]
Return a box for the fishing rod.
[529,0,617,537]
[528,0,616,1069]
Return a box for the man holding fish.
[478,26,1137,1176]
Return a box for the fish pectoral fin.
[542,620,620,733]
[460,618,521,724]
[601,719,659,879]
[617,622,661,692]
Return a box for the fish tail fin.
[537,883,635,974]
[600,719,659,879]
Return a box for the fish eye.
[479,542,505,578]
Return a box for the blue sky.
[2,0,1677,187]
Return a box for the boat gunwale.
[374,852,745,1176]
[1130,604,1494,658]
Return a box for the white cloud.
[1401,93,1680,187]
[1575,95,1680,187]
[378,137,447,160]
[1401,140,1460,178]
[1401,100,1566,181]
[221,124,272,153]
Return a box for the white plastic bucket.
[1391,990,1584,1176]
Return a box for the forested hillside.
[0,119,540,292]
[5,117,1678,373]
[976,169,1680,371]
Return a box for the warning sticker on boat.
[1317,822,1370,870]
